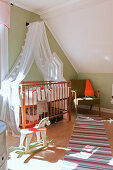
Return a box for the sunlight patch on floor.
[47,144,54,147]
[102,119,113,123]
[69,152,92,159]
[108,119,113,123]
[108,157,113,166]
[62,160,78,170]
[56,147,71,151]
[68,145,99,159]
[86,117,94,121]
[82,145,99,153]
[33,155,44,159]
[45,149,55,153]
[8,151,63,170]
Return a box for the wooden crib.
[19,81,71,128]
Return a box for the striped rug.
[62,114,113,170]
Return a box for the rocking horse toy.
[19,117,51,152]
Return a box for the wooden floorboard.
[7,108,113,169]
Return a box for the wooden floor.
[7,108,113,169]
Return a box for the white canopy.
[1,21,59,136]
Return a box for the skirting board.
[78,105,113,114]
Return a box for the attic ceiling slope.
[3,0,113,73]
[43,0,113,73]
[3,0,106,15]
[39,0,107,18]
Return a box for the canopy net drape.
[1,21,63,136]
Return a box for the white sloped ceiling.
[5,0,113,73]
[41,0,113,73]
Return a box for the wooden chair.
[71,79,100,115]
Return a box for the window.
[48,52,65,81]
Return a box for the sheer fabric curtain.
[0,1,10,132]
[0,0,10,88]
[1,22,37,136]
[1,21,53,136]
[0,25,8,86]
[1,21,65,136]
[0,24,9,114]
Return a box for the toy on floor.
[16,139,54,158]
[10,138,54,158]
[19,117,51,152]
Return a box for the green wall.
[78,73,113,110]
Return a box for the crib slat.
[40,87,42,120]
[36,85,39,121]
[62,84,63,112]
[44,85,46,118]
[64,83,65,110]
[28,86,30,124]
[50,83,52,117]
[47,84,49,118]
[56,84,58,114]
[59,85,60,115]
[53,84,55,117]
[19,86,22,125]
[22,85,26,128]
[67,82,69,114]
[32,86,34,123]
[69,82,71,121]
